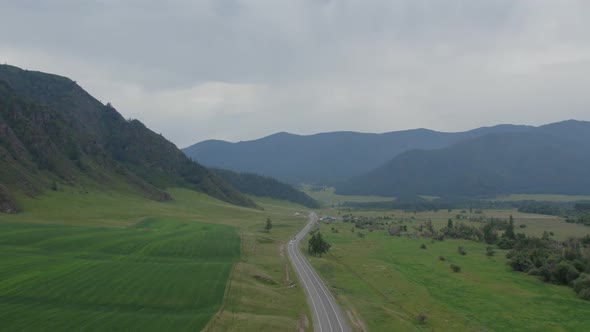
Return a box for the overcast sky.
[1,1,589,147]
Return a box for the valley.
[1,63,589,331]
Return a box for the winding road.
[287,213,350,332]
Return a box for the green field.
[318,208,589,240]
[302,204,590,331]
[301,185,395,207]
[0,187,312,331]
[494,194,590,202]
[0,219,238,331]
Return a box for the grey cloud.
[1,0,589,147]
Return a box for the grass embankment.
[306,209,590,331]
[0,187,312,331]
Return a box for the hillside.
[0,64,255,211]
[337,121,590,197]
[183,125,531,185]
[212,168,319,208]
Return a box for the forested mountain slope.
[337,121,590,197]
[184,125,530,184]
[212,168,319,208]
[0,65,255,212]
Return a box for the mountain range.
[184,120,590,198]
[183,124,531,185]
[338,121,590,197]
[3,64,587,208]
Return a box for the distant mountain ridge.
[183,124,532,185]
[0,64,255,212]
[211,168,319,208]
[337,120,590,197]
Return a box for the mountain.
[336,120,590,197]
[183,125,531,185]
[0,64,255,212]
[211,168,319,208]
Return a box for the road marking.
[288,243,324,332]
[292,241,334,331]
[289,213,349,332]
[291,230,333,331]
[304,215,346,332]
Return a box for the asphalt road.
[287,213,350,332]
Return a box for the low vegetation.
[507,234,590,299]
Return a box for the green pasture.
[0,187,312,331]
[301,185,395,207]
[0,219,238,331]
[306,211,590,331]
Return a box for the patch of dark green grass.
[0,219,239,331]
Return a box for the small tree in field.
[265,218,272,232]
[308,230,331,257]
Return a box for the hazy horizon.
[186,118,590,146]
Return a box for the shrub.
[578,288,590,300]
[519,224,527,228]
[573,274,590,299]
[457,246,466,255]
[438,255,445,261]
[416,311,428,324]
[450,264,461,273]
[497,237,514,249]
[420,243,427,249]
[486,246,495,256]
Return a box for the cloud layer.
[2,0,589,147]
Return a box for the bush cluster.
[507,235,590,300]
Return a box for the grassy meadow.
[0,187,313,331]
[301,185,395,207]
[302,190,590,331]
[494,194,590,202]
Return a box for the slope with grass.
[0,64,254,210]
